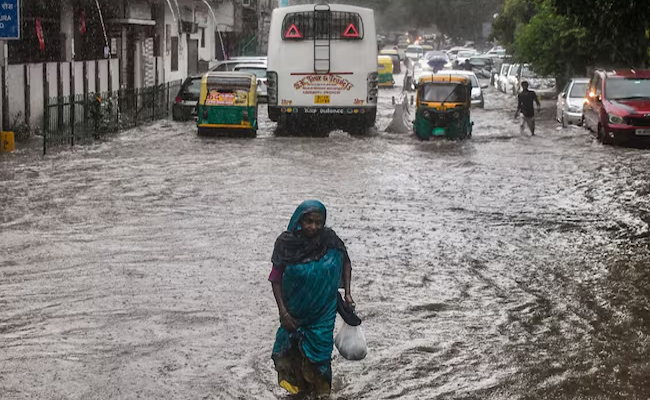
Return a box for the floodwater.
[1,73,650,400]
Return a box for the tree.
[491,0,539,49]
[513,1,590,82]
[551,0,649,68]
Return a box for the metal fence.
[42,80,182,154]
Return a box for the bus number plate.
[314,95,330,104]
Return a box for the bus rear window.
[282,11,364,41]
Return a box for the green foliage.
[492,0,649,83]
[9,112,41,143]
[513,2,590,78]
[552,0,650,68]
[491,0,539,49]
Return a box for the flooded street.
[2,77,650,400]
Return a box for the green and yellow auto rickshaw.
[413,74,473,140]
[197,71,258,136]
[378,55,395,88]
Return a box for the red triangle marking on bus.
[343,23,360,38]
[285,24,302,38]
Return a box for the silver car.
[556,78,589,126]
[233,63,268,101]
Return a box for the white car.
[434,70,487,108]
[496,62,511,92]
[556,77,589,126]
[446,46,472,61]
[233,63,268,100]
[517,64,557,98]
[405,45,424,61]
[455,49,479,66]
[505,63,521,94]
[486,46,506,58]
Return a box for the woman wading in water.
[269,200,354,398]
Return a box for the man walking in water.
[515,81,541,135]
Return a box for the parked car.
[233,63,268,101]
[437,69,488,108]
[556,78,589,126]
[583,69,650,145]
[172,75,203,121]
[517,64,557,98]
[496,63,511,92]
[505,63,521,94]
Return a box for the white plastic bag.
[335,322,367,360]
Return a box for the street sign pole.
[0,0,20,132]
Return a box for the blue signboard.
[0,0,20,40]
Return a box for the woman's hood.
[287,200,327,232]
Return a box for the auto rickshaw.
[378,55,395,88]
[379,49,402,74]
[413,74,473,140]
[197,71,258,136]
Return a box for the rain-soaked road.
[1,73,650,400]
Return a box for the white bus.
[267,4,378,135]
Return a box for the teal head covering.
[287,200,327,232]
[272,200,345,267]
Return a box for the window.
[171,37,179,72]
[421,84,462,102]
[569,82,588,98]
[282,11,364,40]
[200,28,205,48]
[605,78,650,100]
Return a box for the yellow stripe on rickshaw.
[198,123,253,129]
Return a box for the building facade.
[2,0,241,129]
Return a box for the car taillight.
[267,71,278,106]
[175,96,182,103]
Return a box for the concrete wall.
[7,65,25,125]
[5,59,120,128]
[98,60,109,93]
[28,64,44,128]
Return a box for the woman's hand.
[344,294,356,309]
[281,311,298,331]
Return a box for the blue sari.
[271,200,346,395]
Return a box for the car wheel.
[598,125,613,145]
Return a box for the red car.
[583,69,650,145]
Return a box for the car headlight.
[608,114,625,125]
[568,105,581,113]
[471,93,480,99]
